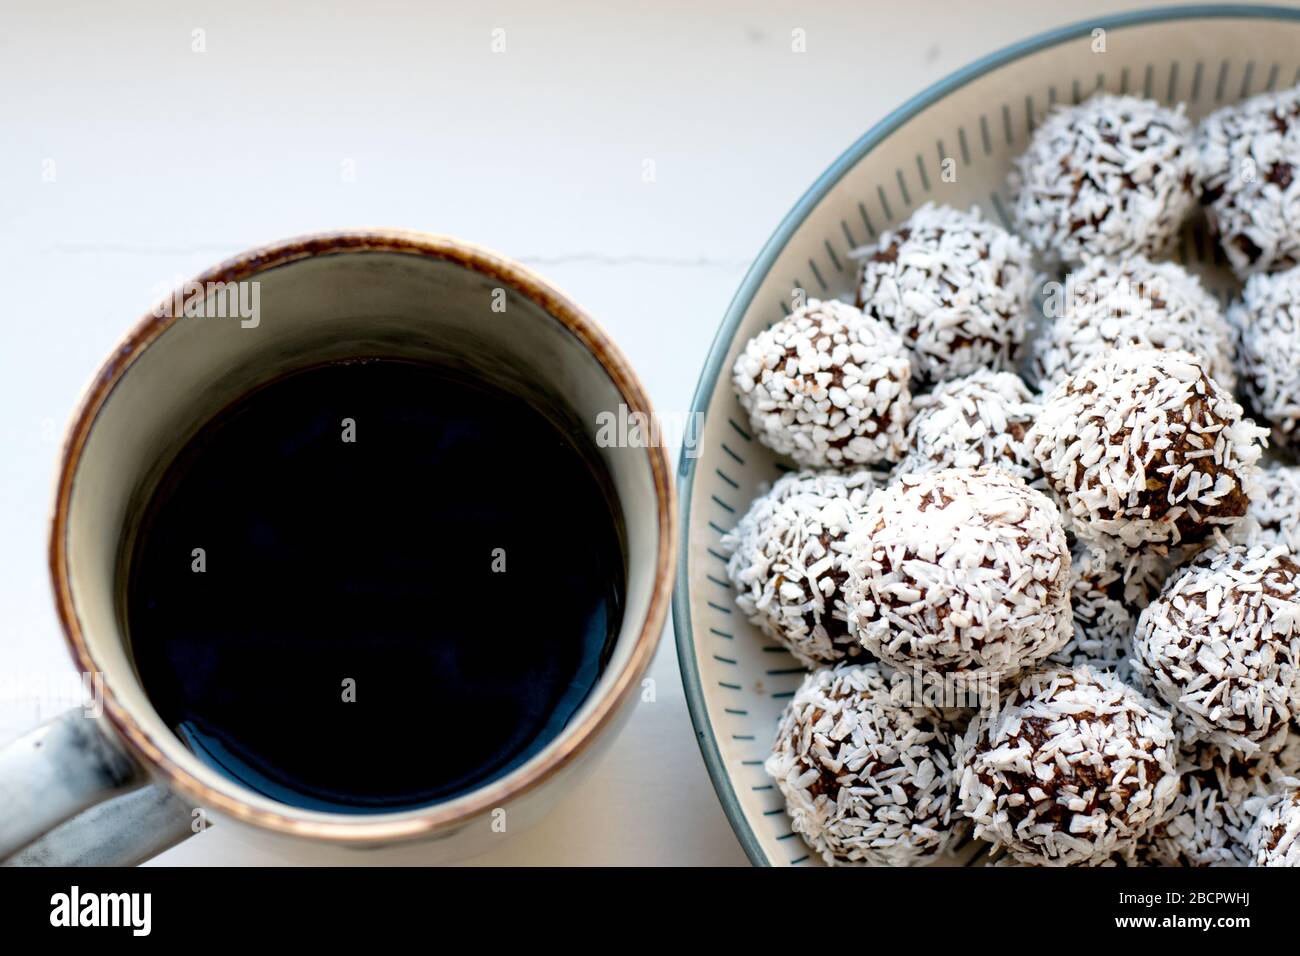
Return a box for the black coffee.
[125,359,625,813]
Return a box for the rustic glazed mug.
[0,231,675,865]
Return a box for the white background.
[0,0,1274,866]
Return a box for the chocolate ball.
[1230,265,1300,446]
[1029,348,1265,555]
[1244,788,1300,866]
[732,298,911,468]
[1048,544,1165,682]
[1139,740,1297,867]
[723,469,879,667]
[845,467,1072,680]
[766,661,966,866]
[1013,94,1197,264]
[957,664,1180,866]
[852,203,1036,386]
[893,369,1041,485]
[1035,254,1234,393]
[1247,463,1300,553]
[1133,543,1300,756]
[1198,84,1300,278]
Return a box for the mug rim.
[48,229,677,843]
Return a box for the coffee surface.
[126,359,625,813]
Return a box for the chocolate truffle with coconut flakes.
[850,203,1036,386]
[957,664,1181,867]
[1198,84,1300,279]
[1230,265,1300,447]
[722,469,879,668]
[1247,464,1300,553]
[1028,347,1266,556]
[844,467,1072,681]
[1244,788,1300,866]
[765,661,967,866]
[731,298,911,468]
[1138,740,1298,867]
[891,369,1042,485]
[1277,722,1300,777]
[1034,254,1235,392]
[1048,544,1165,682]
[1132,543,1300,757]
[1012,94,1198,264]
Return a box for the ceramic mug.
[0,231,675,865]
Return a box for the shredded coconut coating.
[1133,544,1300,757]
[1230,265,1300,446]
[1034,255,1235,392]
[845,468,1072,680]
[1139,739,1298,866]
[1029,347,1265,556]
[892,369,1042,485]
[722,470,880,667]
[1049,545,1165,682]
[1012,94,1198,264]
[1198,84,1300,278]
[850,203,1036,386]
[957,664,1180,866]
[732,298,911,468]
[765,662,967,866]
[1244,788,1300,866]
[1278,722,1300,777]
[1246,463,1300,553]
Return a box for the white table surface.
[1,0,1273,866]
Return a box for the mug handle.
[0,708,197,865]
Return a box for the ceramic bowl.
[673,5,1300,867]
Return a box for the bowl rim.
[671,2,1300,867]
[50,229,677,843]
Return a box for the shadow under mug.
[2,231,675,865]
